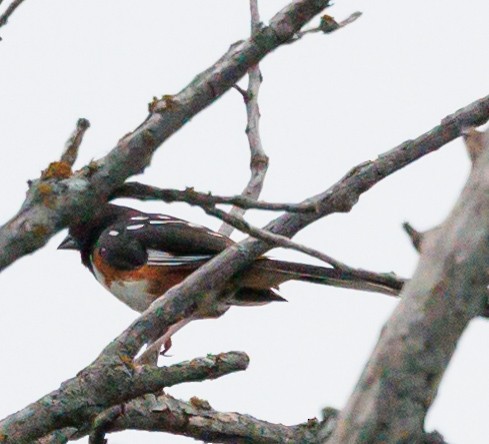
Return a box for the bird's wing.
[124,213,233,254]
[98,213,234,270]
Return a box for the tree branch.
[293,10,362,40]
[91,393,323,444]
[0,0,26,29]
[111,182,317,213]
[57,394,448,444]
[60,118,90,166]
[219,0,268,236]
[326,126,489,442]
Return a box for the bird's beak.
[57,235,79,250]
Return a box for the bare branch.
[326,127,489,442]
[0,352,248,442]
[402,221,423,252]
[338,11,362,28]
[220,0,268,236]
[249,0,260,34]
[0,0,333,273]
[61,118,90,166]
[63,394,448,444]
[96,393,323,443]
[0,0,26,28]
[111,182,317,213]
[294,10,362,40]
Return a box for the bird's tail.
[237,258,404,297]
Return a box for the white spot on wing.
[108,230,119,236]
[126,224,145,230]
[146,248,211,266]
[131,216,149,221]
[153,220,181,224]
[157,215,170,219]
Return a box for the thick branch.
[326,127,489,442]
[0,0,332,273]
[64,395,448,444]
[0,352,248,442]
[97,393,322,444]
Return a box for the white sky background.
[0,1,488,443]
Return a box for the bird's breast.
[90,248,198,313]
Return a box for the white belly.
[92,263,156,313]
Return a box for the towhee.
[59,204,401,353]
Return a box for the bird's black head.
[58,204,140,268]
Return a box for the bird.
[59,204,402,355]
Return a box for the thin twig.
[402,222,423,252]
[61,118,90,166]
[220,0,268,236]
[0,0,26,28]
[293,10,362,40]
[111,182,316,213]
[98,393,324,443]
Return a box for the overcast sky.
[1,1,489,443]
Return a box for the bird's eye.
[100,247,107,255]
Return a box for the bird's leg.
[136,318,192,365]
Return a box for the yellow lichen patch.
[149,95,177,113]
[37,182,52,195]
[41,161,72,180]
[161,95,177,109]
[37,182,56,208]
